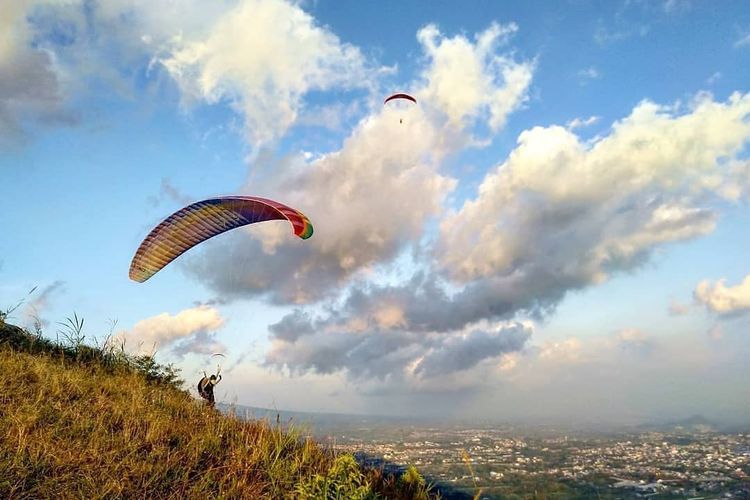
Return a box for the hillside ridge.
[0,320,436,499]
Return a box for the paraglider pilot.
[383,92,415,126]
[198,367,222,408]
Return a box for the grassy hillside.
[0,319,436,499]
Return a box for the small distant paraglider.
[210,353,226,371]
[129,196,313,283]
[384,92,416,123]
[210,353,226,368]
[384,93,417,105]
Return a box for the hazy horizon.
[224,401,749,434]
[2,0,749,425]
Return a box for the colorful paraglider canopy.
[129,196,313,283]
[384,93,417,105]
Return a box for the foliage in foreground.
[0,321,436,499]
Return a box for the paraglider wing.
[129,196,313,283]
[384,93,417,105]
[210,353,226,372]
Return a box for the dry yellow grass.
[0,348,329,498]
[0,322,436,499]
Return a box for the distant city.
[227,405,750,499]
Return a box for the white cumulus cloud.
[438,92,750,287]
[187,106,457,303]
[417,22,534,131]
[259,91,750,388]
[694,274,750,316]
[186,21,537,304]
[159,0,371,151]
[118,305,225,354]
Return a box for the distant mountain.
[218,402,425,435]
[673,415,715,427]
[638,414,719,433]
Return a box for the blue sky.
[2,0,750,423]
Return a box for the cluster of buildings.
[333,426,750,498]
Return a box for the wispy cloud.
[734,31,750,48]
[170,330,226,359]
[594,21,649,46]
[668,299,690,316]
[707,323,723,340]
[706,71,722,85]
[577,66,601,83]
[615,328,654,352]
[146,178,193,208]
[567,115,599,129]
[662,0,692,14]
[22,280,66,327]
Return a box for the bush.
[297,454,378,499]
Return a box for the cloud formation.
[707,323,723,340]
[4,0,374,152]
[0,0,71,145]
[266,317,532,383]
[187,109,456,303]
[417,22,534,131]
[160,0,371,151]
[615,328,654,352]
[734,31,750,49]
[118,305,225,354]
[668,299,690,316]
[146,178,193,208]
[186,22,536,305]
[170,330,226,359]
[439,92,750,288]
[463,329,750,424]
[577,66,601,83]
[694,274,750,316]
[22,280,66,327]
[566,115,599,130]
[272,324,750,423]
[263,91,750,386]
[413,323,531,378]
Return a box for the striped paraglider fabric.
[129,196,313,283]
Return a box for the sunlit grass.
[0,320,437,499]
